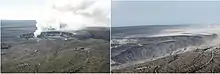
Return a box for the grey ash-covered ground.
[1,20,110,73]
[111,25,220,73]
[112,44,220,73]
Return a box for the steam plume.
[34,0,110,37]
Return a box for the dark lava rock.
[19,31,92,40]
[1,43,11,49]
[19,33,35,39]
[19,27,110,41]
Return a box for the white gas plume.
[34,0,111,37]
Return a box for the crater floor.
[111,33,218,71]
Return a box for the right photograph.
[111,1,220,73]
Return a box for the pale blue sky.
[112,1,220,27]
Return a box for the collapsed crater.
[19,27,110,41]
[111,33,218,67]
[19,30,92,40]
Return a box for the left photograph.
[1,0,110,73]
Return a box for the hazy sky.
[1,0,220,27]
[0,0,48,20]
[112,1,220,27]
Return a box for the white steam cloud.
[34,0,111,37]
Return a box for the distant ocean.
[1,20,36,42]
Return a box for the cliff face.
[111,34,217,69]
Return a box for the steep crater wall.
[111,34,218,65]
